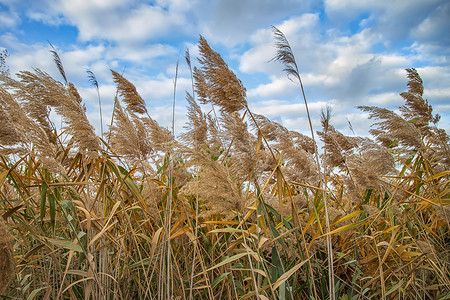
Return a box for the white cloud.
[61,1,189,42]
[193,0,314,46]
[3,0,191,43]
[239,39,277,74]
[1,38,56,78]
[239,14,321,75]
[241,16,408,106]
[278,13,320,36]
[1,0,449,137]
[423,87,450,107]
[150,104,188,133]
[0,7,19,28]
[106,43,178,64]
[59,44,106,80]
[324,0,383,19]
[250,99,329,118]
[107,72,192,107]
[155,0,192,12]
[413,0,450,47]
[247,76,297,99]
[365,92,403,107]
[237,6,450,136]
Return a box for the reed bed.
[0,32,449,299]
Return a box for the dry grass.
[0,34,449,299]
[0,217,15,295]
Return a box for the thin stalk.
[186,48,201,300]
[163,58,179,299]
[237,213,260,298]
[272,25,335,299]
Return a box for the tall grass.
[0,33,449,299]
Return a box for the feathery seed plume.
[48,41,67,84]
[271,26,300,81]
[194,36,247,114]
[111,70,148,115]
[109,99,152,162]
[181,92,208,148]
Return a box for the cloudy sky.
[1,0,449,138]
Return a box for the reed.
[0,35,448,299]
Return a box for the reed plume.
[253,113,318,184]
[0,74,56,144]
[0,85,62,171]
[221,111,257,179]
[109,70,173,163]
[87,69,104,139]
[111,70,147,115]
[193,36,247,114]
[8,70,100,152]
[345,138,395,191]
[318,125,358,172]
[180,147,247,217]
[359,69,447,159]
[108,98,152,162]
[181,92,208,149]
[0,95,24,150]
[48,41,67,84]
[144,117,173,153]
[271,26,301,82]
[319,122,396,194]
[399,68,450,169]
[399,68,440,134]
[358,106,423,151]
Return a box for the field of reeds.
[0,30,449,299]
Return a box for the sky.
[1,0,449,139]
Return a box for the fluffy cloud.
[0,33,56,77]
[0,5,19,28]
[238,4,450,133]
[3,0,191,43]
[54,1,187,43]
[248,76,297,99]
[1,0,449,135]
[193,0,314,46]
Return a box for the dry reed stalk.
[1,35,448,299]
[0,218,15,295]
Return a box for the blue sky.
[1,0,449,138]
